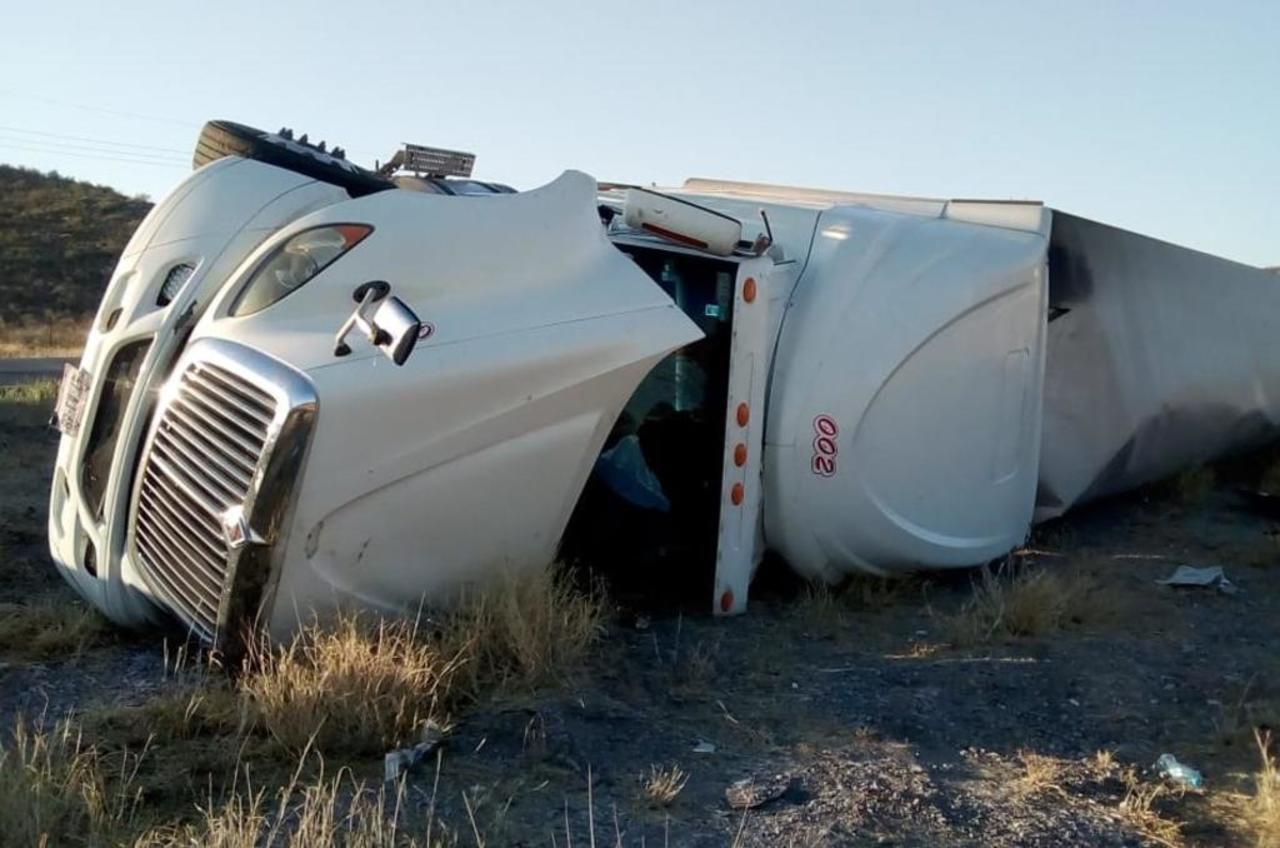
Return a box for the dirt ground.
[2,384,1278,847]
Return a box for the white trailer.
[46,121,1280,650]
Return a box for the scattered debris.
[693,740,716,754]
[1156,565,1237,594]
[725,774,797,810]
[383,726,445,782]
[1154,753,1204,788]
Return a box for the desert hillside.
[0,164,151,324]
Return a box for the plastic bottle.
[1155,754,1203,788]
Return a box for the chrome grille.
[133,360,278,641]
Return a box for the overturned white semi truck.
[47,121,1280,650]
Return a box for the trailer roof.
[675,178,1050,236]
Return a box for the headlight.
[229,224,372,317]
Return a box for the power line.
[0,142,188,169]
[0,89,195,128]
[0,134,187,164]
[0,124,190,155]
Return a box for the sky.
[1,0,1276,265]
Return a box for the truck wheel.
[193,120,394,197]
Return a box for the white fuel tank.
[763,205,1050,580]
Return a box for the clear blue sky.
[2,0,1275,265]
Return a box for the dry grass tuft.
[1120,768,1184,847]
[1016,749,1064,797]
[1252,729,1280,847]
[0,600,112,660]
[840,573,920,609]
[946,562,1097,645]
[448,566,605,694]
[0,714,148,847]
[795,582,844,634]
[642,763,689,807]
[796,574,921,637]
[241,614,465,756]
[127,565,605,759]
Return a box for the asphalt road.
[0,358,72,387]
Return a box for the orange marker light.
[733,443,748,467]
[736,403,750,427]
[720,590,735,612]
[743,277,757,303]
[731,482,745,505]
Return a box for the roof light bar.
[402,143,475,178]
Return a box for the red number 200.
[811,414,839,477]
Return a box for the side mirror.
[333,281,422,366]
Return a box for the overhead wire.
[0,134,185,163]
[0,141,188,169]
[0,89,195,128]
[0,124,189,155]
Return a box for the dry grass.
[1211,677,1280,753]
[0,600,113,660]
[840,573,921,609]
[641,763,689,808]
[1252,729,1280,847]
[448,566,605,695]
[0,316,88,358]
[241,614,465,756]
[0,378,59,405]
[0,378,59,428]
[0,714,454,847]
[102,566,605,762]
[795,574,921,638]
[1120,768,1184,847]
[945,562,1099,645]
[197,566,600,757]
[1016,749,1065,797]
[1,566,606,844]
[795,583,844,634]
[0,714,148,847]
[136,763,443,848]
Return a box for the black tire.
[193,120,394,197]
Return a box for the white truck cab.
[48,121,1280,651]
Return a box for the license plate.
[53,364,91,437]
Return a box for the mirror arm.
[333,288,381,357]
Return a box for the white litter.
[1156,565,1237,594]
[383,728,445,782]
